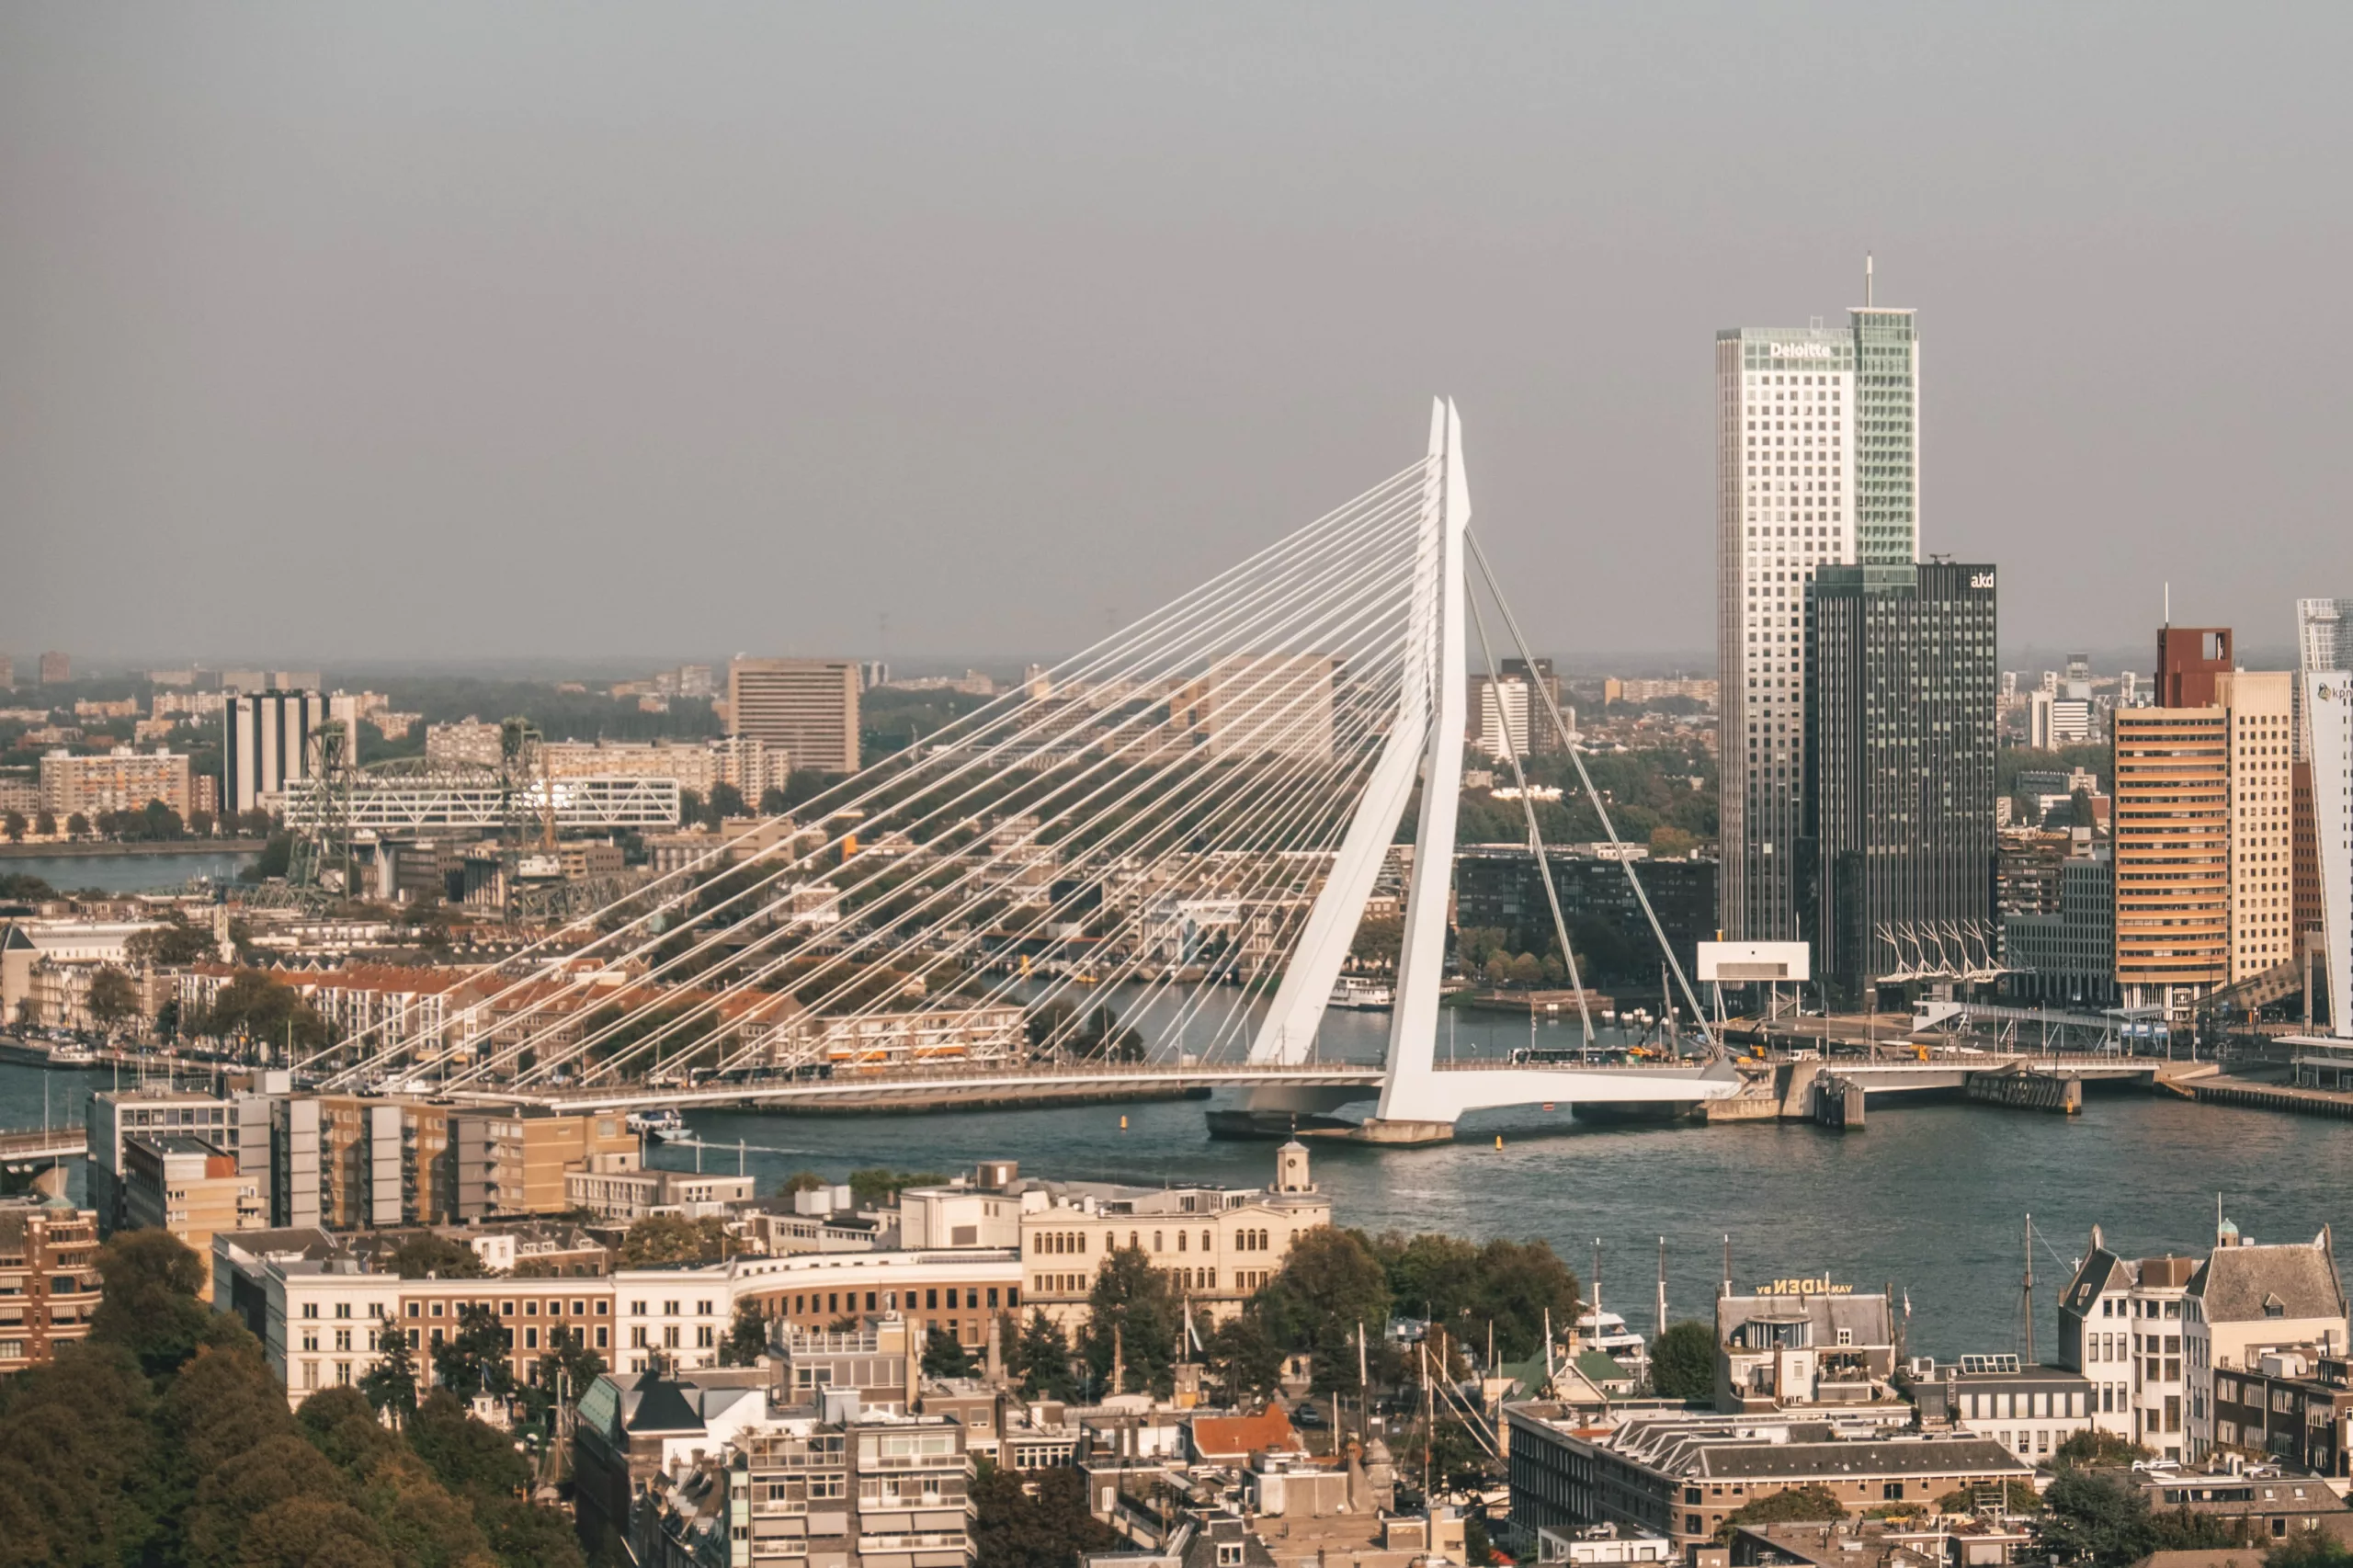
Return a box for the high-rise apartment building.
[1716,270,1918,941]
[2219,671,2294,982]
[1803,562,1996,997]
[37,652,69,685]
[1190,653,1336,762]
[728,658,859,775]
[2112,628,2297,1014]
[224,690,326,817]
[0,655,13,689]
[1474,675,1531,761]
[2113,706,2230,1008]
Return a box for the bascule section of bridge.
[304,403,1736,1142]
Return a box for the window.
[301,1303,320,1319]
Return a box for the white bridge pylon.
[302,401,1733,1133]
[1242,400,1735,1133]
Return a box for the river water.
[8,1017,2350,1364]
[637,993,2353,1363]
[4,850,258,893]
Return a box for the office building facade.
[1802,562,1997,997]
[224,689,326,817]
[1716,284,1917,942]
[2111,631,2297,1014]
[2307,673,2353,1038]
[728,659,859,775]
[2295,599,2353,760]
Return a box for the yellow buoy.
[1495,1134,1504,1149]
[1120,1115,1129,1130]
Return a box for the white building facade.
[1715,282,1917,942]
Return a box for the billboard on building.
[1697,940,1811,983]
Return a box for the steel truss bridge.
[302,403,1741,1142]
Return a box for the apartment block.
[0,1191,101,1372]
[122,1134,265,1298]
[729,659,860,774]
[39,746,193,818]
[2113,705,2232,1011]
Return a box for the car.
[1290,1402,1327,1428]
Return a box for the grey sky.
[3,5,2347,667]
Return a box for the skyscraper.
[1803,562,1997,998]
[1716,266,1918,941]
[727,659,859,775]
[2294,598,2353,760]
[2304,673,2353,1037]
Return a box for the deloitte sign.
[1768,343,1838,361]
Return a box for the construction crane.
[285,720,356,904]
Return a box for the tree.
[1649,824,1698,859]
[91,1228,215,1376]
[188,809,215,837]
[531,1324,607,1415]
[720,1301,770,1366]
[33,811,56,837]
[2038,1468,2158,1568]
[2053,1428,2154,1469]
[127,912,218,967]
[847,1168,945,1207]
[970,1458,1120,1568]
[1205,1311,1285,1406]
[1720,1484,1847,1540]
[706,783,746,824]
[85,966,141,1035]
[1650,1320,1715,1402]
[1013,1309,1077,1400]
[2268,1532,2353,1568]
[358,1312,419,1425]
[429,1304,515,1403]
[783,1170,827,1194]
[65,812,89,838]
[389,1231,489,1278]
[924,1326,974,1379]
[1258,1226,1392,1394]
[618,1214,730,1266]
[187,968,329,1055]
[758,787,792,815]
[1081,1245,1180,1396]
[1,812,22,844]
[236,807,273,839]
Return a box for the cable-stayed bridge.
[302,403,1741,1142]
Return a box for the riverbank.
[0,838,270,858]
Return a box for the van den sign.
[1756,1277,1853,1297]
[1769,343,1836,359]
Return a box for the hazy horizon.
[6,6,2348,664]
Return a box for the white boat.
[1576,1307,1650,1372]
[627,1108,688,1142]
[1329,977,1394,1010]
